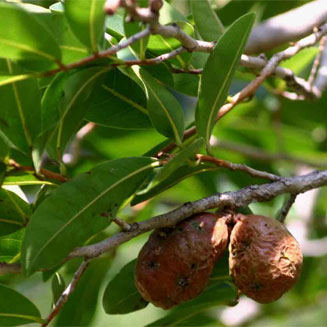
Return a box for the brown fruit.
[134,212,230,309]
[229,214,303,303]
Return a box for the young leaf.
[85,69,152,130]
[0,2,61,63]
[44,67,109,160]
[22,157,158,274]
[0,60,41,156]
[190,0,224,41]
[195,13,255,149]
[0,284,43,326]
[139,68,184,145]
[103,259,148,314]
[55,257,112,326]
[132,164,218,205]
[0,229,24,263]
[64,0,106,52]
[0,189,30,237]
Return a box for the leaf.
[51,273,66,305]
[190,0,224,41]
[0,163,6,186]
[56,257,112,326]
[22,157,158,274]
[103,259,148,314]
[132,163,218,205]
[44,67,109,160]
[0,189,30,237]
[64,0,106,52]
[0,229,24,263]
[0,2,61,63]
[0,60,41,155]
[139,68,184,145]
[85,69,152,130]
[154,138,204,184]
[0,284,43,326]
[195,13,255,149]
[3,171,57,187]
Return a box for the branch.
[68,170,327,259]
[245,0,327,54]
[195,154,280,181]
[211,138,327,168]
[42,259,91,327]
[313,41,327,92]
[0,262,21,275]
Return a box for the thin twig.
[195,154,280,181]
[68,170,327,259]
[41,259,91,327]
[112,217,132,231]
[308,35,327,85]
[278,193,298,223]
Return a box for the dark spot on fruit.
[148,261,158,269]
[252,282,263,291]
[191,222,203,231]
[191,263,197,269]
[177,277,189,287]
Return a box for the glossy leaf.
[55,257,112,326]
[0,189,30,237]
[64,0,106,52]
[44,67,109,160]
[85,70,152,130]
[0,284,43,326]
[0,60,41,155]
[0,2,61,63]
[0,229,24,263]
[190,0,224,41]
[154,138,204,184]
[103,259,148,314]
[22,157,157,274]
[195,13,255,149]
[132,163,218,205]
[51,273,66,305]
[139,68,184,145]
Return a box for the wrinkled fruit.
[229,214,303,303]
[134,212,230,309]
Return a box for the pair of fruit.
[134,212,303,309]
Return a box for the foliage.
[0,0,326,326]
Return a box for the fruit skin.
[229,214,303,303]
[134,212,230,309]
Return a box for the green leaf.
[51,273,66,305]
[0,229,24,263]
[195,13,255,149]
[147,282,236,326]
[154,138,204,184]
[0,163,6,186]
[55,257,112,326]
[139,68,184,145]
[190,0,224,41]
[103,259,148,314]
[0,189,30,237]
[0,2,61,63]
[3,171,57,187]
[44,67,109,160]
[85,69,152,130]
[0,74,33,87]
[132,163,218,205]
[64,0,106,52]
[22,157,158,274]
[0,284,43,326]
[0,60,41,156]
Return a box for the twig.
[313,41,327,92]
[0,262,22,275]
[112,217,132,231]
[68,170,327,259]
[278,193,298,223]
[308,36,327,85]
[195,154,280,181]
[8,159,68,183]
[211,138,327,168]
[41,259,91,327]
